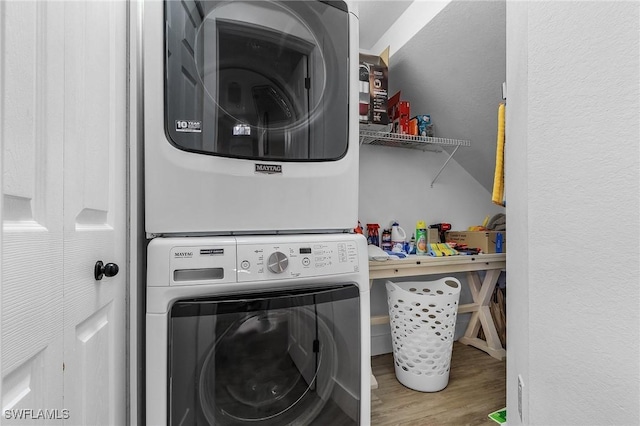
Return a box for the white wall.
[360,0,506,355]
[365,1,450,55]
[505,0,531,423]
[359,144,503,234]
[360,143,505,355]
[506,2,639,424]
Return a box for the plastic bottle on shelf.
[408,234,416,255]
[416,221,428,256]
[390,221,406,252]
[381,229,392,252]
[366,223,380,246]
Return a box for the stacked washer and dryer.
[142,1,370,425]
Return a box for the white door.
[61,1,127,424]
[1,1,128,424]
[1,2,65,423]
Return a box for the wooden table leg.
[457,269,506,360]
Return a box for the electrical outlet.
[518,374,524,423]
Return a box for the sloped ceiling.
[358,1,506,193]
[356,1,413,51]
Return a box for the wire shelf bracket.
[359,128,470,187]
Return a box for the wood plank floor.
[371,342,506,426]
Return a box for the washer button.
[240,260,250,270]
[302,257,310,266]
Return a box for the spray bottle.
[416,220,428,255]
[408,233,416,255]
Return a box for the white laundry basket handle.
[385,277,462,392]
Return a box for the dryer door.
[168,284,361,425]
[165,0,350,161]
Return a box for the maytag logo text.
[174,252,193,258]
[255,164,282,174]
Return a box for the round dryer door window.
[164,0,350,161]
[198,308,336,425]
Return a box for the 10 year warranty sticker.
[175,120,202,133]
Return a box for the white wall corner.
[370,0,452,57]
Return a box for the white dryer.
[143,0,360,235]
[146,234,371,425]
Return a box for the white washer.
[146,234,371,425]
[143,0,360,235]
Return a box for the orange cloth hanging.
[492,103,506,206]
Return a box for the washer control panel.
[236,240,360,282]
[155,236,363,286]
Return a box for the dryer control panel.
[236,239,361,282]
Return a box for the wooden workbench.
[369,253,507,388]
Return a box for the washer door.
[168,284,361,425]
[199,308,335,424]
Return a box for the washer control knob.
[267,251,288,274]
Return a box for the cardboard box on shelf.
[445,231,506,254]
[427,228,440,244]
[388,91,401,116]
[388,91,410,134]
[409,117,418,135]
[359,47,389,125]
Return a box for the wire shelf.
[359,129,470,151]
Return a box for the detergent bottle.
[416,220,428,255]
[390,221,407,252]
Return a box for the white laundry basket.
[386,277,461,392]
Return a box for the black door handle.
[94,261,119,281]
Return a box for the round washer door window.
[198,308,336,425]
